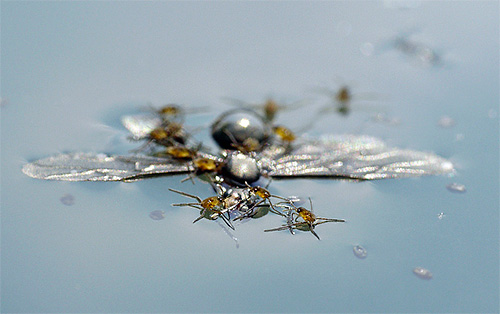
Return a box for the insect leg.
[169,188,202,203]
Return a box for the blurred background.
[2,1,498,313]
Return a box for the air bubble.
[413,267,433,280]
[353,245,367,259]
[60,194,75,206]
[149,210,165,220]
[446,183,466,193]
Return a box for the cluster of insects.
[127,102,346,239]
[23,98,455,241]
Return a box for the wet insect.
[272,125,296,144]
[128,121,188,153]
[23,108,454,184]
[264,198,345,240]
[233,182,289,220]
[169,188,235,230]
[21,105,455,242]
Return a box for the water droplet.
[287,196,306,206]
[353,245,367,259]
[149,210,165,220]
[60,194,75,206]
[446,183,466,193]
[413,267,433,280]
[437,115,455,128]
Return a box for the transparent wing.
[260,135,454,180]
[121,114,162,139]
[22,152,191,182]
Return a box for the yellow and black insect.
[169,188,234,230]
[264,198,345,240]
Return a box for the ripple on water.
[60,194,75,206]
[149,210,165,220]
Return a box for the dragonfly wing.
[261,135,454,180]
[22,152,190,182]
[121,114,162,139]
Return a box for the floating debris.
[353,245,367,259]
[413,267,433,280]
[59,194,75,206]
[149,210,165,220]
[446,183,466,194]
[437,212,445,220]
[437,115,455,128]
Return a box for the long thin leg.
[309,226,321,240]
[267,199,285,217]
[172,203,203,209]
[169,188,202,203]
[219,212,235,230]
[193,213,206,224]
[235,198,265,220]
[316,217,346,223]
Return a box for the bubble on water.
[353,245,367,259]
[149,210,165,220]
[413,267,433,280]
[446,183,466,193]
[437,115,455,128]
[60,194,75,206]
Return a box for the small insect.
[234,182,289,220]
[180,156,223,184]
[313,83,382,117]
[156,104,183,118]
[130,121,188,153]
[147,103,209,122]
[169,188,234,230]
[222,97,305,122]
[272,125,296,144]
[264,198,345,240]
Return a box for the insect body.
[169,188,234,230]
[265,198,345,240]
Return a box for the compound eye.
[211,109,271,150]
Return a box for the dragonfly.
[22,108,455,184]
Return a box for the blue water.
[2,2,498,313]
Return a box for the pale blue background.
[2,1,498,313]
